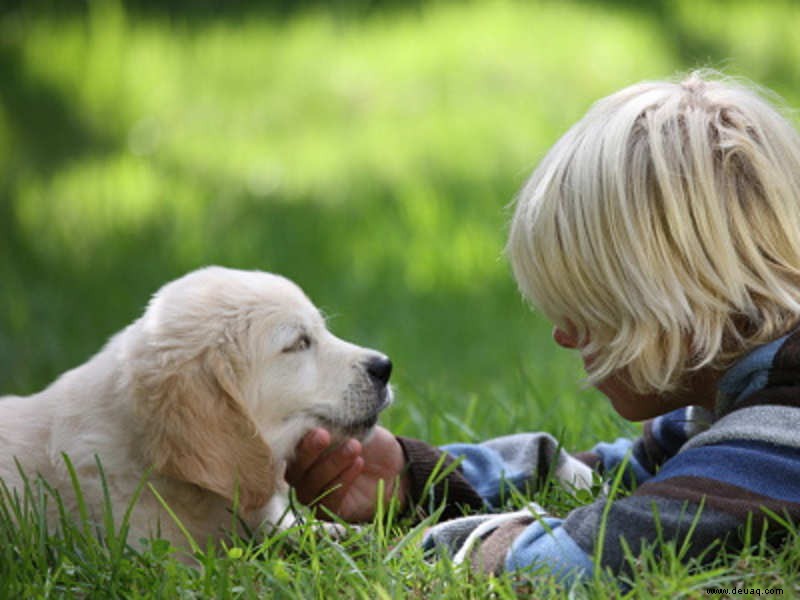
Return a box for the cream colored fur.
[0,266,392,553]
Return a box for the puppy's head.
[130,266,392,511]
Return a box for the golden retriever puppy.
[0,266,392,552]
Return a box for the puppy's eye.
[283,333,312,353]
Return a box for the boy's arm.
[398,431,596,520]
[427,433,800,580]
[576,406,713,484]
[399,407,709,518]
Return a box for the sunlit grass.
[5,1,676,265]
[6,1,797,293]
[2,456,798,598]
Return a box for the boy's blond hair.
[508,71,800,394]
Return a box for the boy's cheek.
[597,375,682,422]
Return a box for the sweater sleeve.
[397,430,597,520]
[584,406,712,485]
[424,406,800,581]
[491,435,800,579]
[401,407,708,516]
[418,407,723,581]
[396,436,485,520]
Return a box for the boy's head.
[508,70,800,395]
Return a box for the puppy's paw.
[316,521,360,540]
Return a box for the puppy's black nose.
[366,355,392,386]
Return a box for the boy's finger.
[297,439,362,505]
[314,457,365,519]
[286,428,331,485]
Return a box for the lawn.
[1,0,800,597]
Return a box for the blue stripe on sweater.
[505,517,594,582]
[650,440,800,501]
[717,334,789,403]
[592,438,653,485]
[651,407,694,456]
[441,443,525,507]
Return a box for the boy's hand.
[286,425,409,523]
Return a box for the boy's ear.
[139,347,276,512]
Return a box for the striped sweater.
[398,331,800,580]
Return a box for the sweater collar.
[715,332,791,416]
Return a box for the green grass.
[2,0,800,597]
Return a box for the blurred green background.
[2,0,799,448]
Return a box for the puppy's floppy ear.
[139,346,276,512]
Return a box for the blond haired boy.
[287,71,800,580]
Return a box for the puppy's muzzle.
[312,354,394,439]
